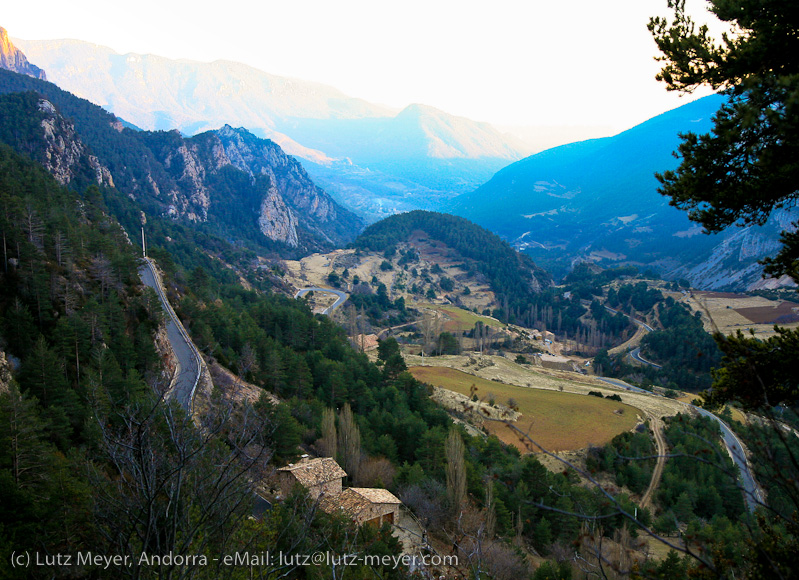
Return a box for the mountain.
[0,27,46,80]
[449,95,796,290]
[353,210,552,317]
[0,68,362,253]
[14,37,525,221]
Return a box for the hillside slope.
[15,37,526,221]
[0,69,362,253]
[450,95,795,290]
[351,211,552,317]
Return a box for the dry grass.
[684,291,799,338]
[405,353,690,422]
[409,366,639,453]
[415,303,506,333]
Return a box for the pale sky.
[4,0,720,134]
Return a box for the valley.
[0,22,797,580]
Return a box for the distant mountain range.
[14,37,526,221]
[0,67,362,254]
[5,30,793,291]
[449,95,796,291]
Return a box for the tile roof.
[277,457,346,487]
[318,487,401,518]
[348,488,401,505]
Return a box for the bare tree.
[318,407,337,458]
[337,403,361,481]
[446,428,466,512]
[90,394,275,580]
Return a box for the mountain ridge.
[450,94,796,291]
[14,36,527,220]
[0,68,362,253]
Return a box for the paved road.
[295,287,348,314]
[597,375,761,511]
[139,258,201,412]
[604,305,654,332]
[630,347,663,369]
[693,406,762,511]
[597,376,653,394]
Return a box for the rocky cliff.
[0,68,363,253]
[213,125,360,246]
[37,98,114,187]
[0,27,46,80]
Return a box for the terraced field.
[415,303,507,333]
[409,366,640,453]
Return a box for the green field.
[409,366,640,452]
[417,303,507,333]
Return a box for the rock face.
[133,126,362,249]
[663,209,798,291]
[213,125,360,246]
[0,72,362,253]
[0,349,12,394]
[0,27,46,80]
[37,99,114,187]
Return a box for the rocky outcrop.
[664,210,798,291]
[134,125,362,249]
[0,70,361,253]
[0,349,12,394]
[37,99,114,187]
[0,27,46,80]
[214,125,362,247]
[258,184,299,247]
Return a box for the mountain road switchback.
[295,287,348,314]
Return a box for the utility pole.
[140,212,147,258]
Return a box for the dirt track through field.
[640,416,667,509]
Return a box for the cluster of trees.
[656,414,746,528]
[593,295,721,392]
[562,262,639,300]
[607,282,664,314]
[353,210,552,319]
[641,297,722,391]
[586,429,655,495]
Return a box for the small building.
[275,457,347,500]
[352,334,380,352]
[319,487,402,527]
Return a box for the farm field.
[415,303,506,333]
[409,366,640,453]
[685,291,799,338]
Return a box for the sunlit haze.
[4,0,721,143]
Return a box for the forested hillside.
[353,210,552,315]
[0,69,362,254]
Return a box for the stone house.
[319,487,402,527]
[275,457,347,500]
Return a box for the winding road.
[597,308,762,512]
[139,258,203,413]
[294,287,348,314]
[629,347,663,369]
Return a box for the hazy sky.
[4,0,720,134]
